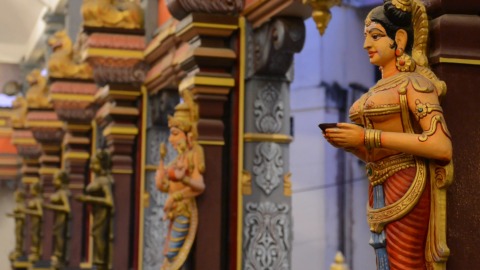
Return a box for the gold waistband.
[366,153,416,186]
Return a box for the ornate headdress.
[168,102,192,133]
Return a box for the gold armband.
[365,129,382,150]
[182,176,191,185]
[172,192,184,202]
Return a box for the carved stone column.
[82,11,146,267]
[426,1,480,268]
[241,17,305,270]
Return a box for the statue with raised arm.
[322,0,453,269]
[7,190,26,263]
[76,149,114,270]
[22,182,44,263]
[43,170,71,269]
[155,89,206,270]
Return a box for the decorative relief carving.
[166,0,243,20]
[81,0,144,29]
[47,30,93,79]
[254,83,284,133]
[284,172,292,197]
[253,142,284,195]
[244,201,290,270]
[143,171,168,270]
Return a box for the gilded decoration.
[244,202,290,270]
[75,149,114,270]
[242,170,252,195]
[253,142,284,195]
[254,83,283,133]
[11,96,28,128]
[47,30,93,79]
[7,190,26,263]
[303,0,341,35]
[155,90,205,270]
[81,0,144,29]
[25,69,51,109]
[22,182,44,263]
[43,170,71,269]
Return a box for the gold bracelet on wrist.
[364,129,382,150]
[182,176,191,185]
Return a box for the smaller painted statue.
[156,90,206,270]
[7,190,27,262]
[81,0,144,29]
[22,182,44,263]
[47,30,93,79]
[43,170,71,269]
[76,149,114,270]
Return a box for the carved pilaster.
[83,25,146,269]
[174,13,238,270]
[241,17,305,270]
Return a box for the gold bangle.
[365,129,382,150]
[182,176,191,185]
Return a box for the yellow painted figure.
[76,150,114,270]
[81,0,144,29]
[43,170,71,269]
[7,190,27,262]
[47,30,93,79]
[22,183,44,263]
[323,0,453,269]
[155,90,205,270]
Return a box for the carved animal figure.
[47,30,93,79]
[25,69,51,109]
[81,0,143,29]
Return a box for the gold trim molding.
[244,133,293,143]
[439,57,480,66]
[198,140,225,146]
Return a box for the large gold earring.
[395,48,416,72]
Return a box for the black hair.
[368,1,414,54]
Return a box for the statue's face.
[90,158,101,173]
[168,126,187,150]
[363,21,395,67]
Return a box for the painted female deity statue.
[76,149,114,270]
[156,90,206,270]
[7,190,26,262]
[43,170,71,269]
[22,183,44,263]
[323,0,453,269]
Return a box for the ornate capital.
[166,0,243,20]
[249,17,306,76]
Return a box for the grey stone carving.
[254,83,284,133]
[243,201,290,270]
[253,142,283,195]
[142,171,168,270]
